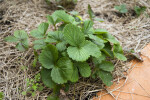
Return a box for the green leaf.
[73,0,77,3]
[113,44,123,53]
[91,70,98,79]
[30,29,45,38]
[13,30,29,51]
[69,11,79,16]
[21,91,26,95]
[85,41,101,58]
[53,10,75,23]
[51,67,67,84]
[39,44,58,69]
[74,15,82,23]
[97,70,113,86]
[58,23,66,31]
[51,57,73,84]
[16,43,26,51]
[56,42,67,52]
[16,42,27,51]
[45,36,57,43]
[4,36,18,42]
[88,4,95,20]
[67,41,101,61]
[47,95,60,100]
[70,65,79,82]
[14,30,28,39]
[94,29,108,34]
[75,62,91,77]
[61,51,68,57]
[63,24,85,47]
[103,33,119,44]
[33,39,46,50]
[30,22,48,39]
[99,61,114,72]
[32,84,37,91]
[113,44,127,61]
[114,4,128,13]
[67,46,89,61]
[47,31,64,42]
[41,68,56,88]
[57,5,65,9]
[93,54,106,66]
[82,20,94,34]
[47,15,61,25]
[94,18,104,22]
[22,39,29,48]
[134,6,146,16]
[102,43,114,58]
[47,15,55,25]
[57,57,73,80]
[88,34,105,49]
[114,53,127,61]
[38,22,49,35]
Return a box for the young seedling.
[114,4,128,13]
[134,6,146,16]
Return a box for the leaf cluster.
[4,30,29,51]
[5,7,126,99]
[114,4,147,16]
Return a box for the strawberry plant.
[5,8,126,99]
[134,6,146,16]
[114,4,128,13]
[114,4,147,17]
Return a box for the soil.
[0,0,150,100]
[94,43,150,100]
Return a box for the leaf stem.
[54,25,57,31]
[73,84,75,100]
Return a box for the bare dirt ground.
[0,0,150,100]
